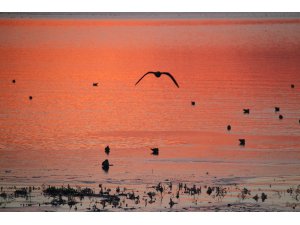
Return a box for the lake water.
[0,16,300,211]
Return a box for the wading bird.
[135,71,179,88]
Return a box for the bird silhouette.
[275,107,280,112]
[105,146,110,155]
[12,79,16,84]
[93,83,98,87]
[151,148,159,155]
[227,125,231,131]
[279,115,283,120]
[29,96,33,100]
[135,71,179,88]
[191,101,196,106]
[102,159,110,172]
[291,84,295,88]
[239,139,245,146]
[243,109,250,114]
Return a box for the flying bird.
[135,71,179,88]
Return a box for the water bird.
[239,139,245,146]
[12,79,16,83]
[93,83,98,86]
[243,109,250,114]
[275,107,280,112]
[105,145,110,155]
[279,115,283,120]
[102,159,110,172]
[253,194,259,202]
[191,101,196,106]
[151,148,159,155]
[169,198,176,208]
[261,193,267,202]
[135,71,179,88]
[227,125,231,131]
[291,84,295,88]
[206,186,213,195]
[29,96,33,100]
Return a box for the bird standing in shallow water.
[191,101,196,106]
[135,71,179,88]
[227,125,231,131]
[291,84,295,88]
[279,115,283,120]
[29,96,33,100]
[275,107,280,112]
[12,79,16,84]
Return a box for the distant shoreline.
[0,12,300,19]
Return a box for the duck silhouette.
[227,125,231,131]
[12,79,16,84]
[151,148,159,155]
[279,115,283,120]
[102,159,111,172]
[191,101,196,106]
[275,107,280,112]
[135,71,179,88]
[105,146,110,155]
[93,83,98,87]
[239,139,246,146]
[243,109,250,114]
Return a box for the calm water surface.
[0,18,300,189]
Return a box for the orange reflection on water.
[0,18,300,188]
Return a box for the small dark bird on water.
[169,198,176,208]
[135,71,179,88]
[105,146,110,155]
[275,107,280,112]
[227,125,231,131]
[291,84,295,88]
[239,139,246,146]
[151,148,159,155]
[93,83,98,87]
[12,79,16,83]
[29,96,33,100]
[279,115,283,120]
[243,109,250,114]
[102,159,110,172]
[261,193,267,202]
[191,101,196,106]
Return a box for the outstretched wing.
[161,72,180,88]
[135,72,155,86]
